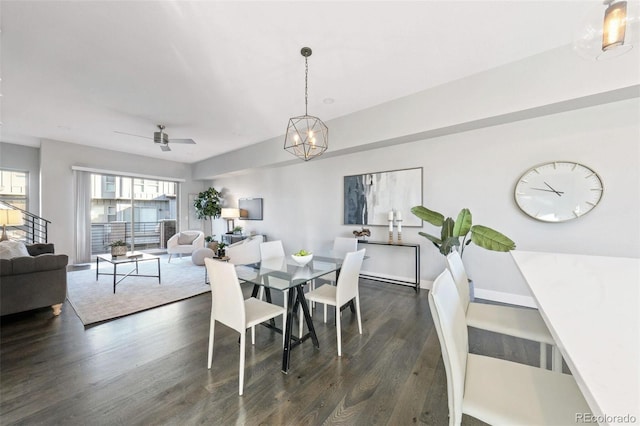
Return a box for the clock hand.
[531,188,565,194]
[544,181,563,197]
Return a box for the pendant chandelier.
[574,0,639,60]
[284,47,328,161]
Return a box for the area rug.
[66,254,210,326]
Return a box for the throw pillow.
[0,240,30,260]
[177,232,197,245]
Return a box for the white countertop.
[511,251,639,425]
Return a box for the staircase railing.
[0,201,50,244]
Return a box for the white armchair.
[167,231,204,262]
[225,235,264,265]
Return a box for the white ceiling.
[1,1,599,163]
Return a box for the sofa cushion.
[34,253,69,272]
[26,243,55,256]
[0,259,12,275]
[177,232,197,245]
[0,240,30,260]
[12,256,35,274]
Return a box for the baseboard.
[359,270,424,289]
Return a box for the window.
[0,169,28,210]
[89,173,178,255]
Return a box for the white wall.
[210,98,639,306]
[38,139,205,263]
[193,44,640,179]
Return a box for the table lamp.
[0,208,22,241]
[221,208,240,234]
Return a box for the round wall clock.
[514,161,603,222]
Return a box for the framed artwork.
[344,167,423,227]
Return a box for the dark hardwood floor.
[1,279,541,425]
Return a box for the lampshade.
[284,47,328,161]
[221,208,240,219]
[603,1,627,50]
[0,209,22,226]
[574,0,638,60]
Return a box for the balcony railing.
[0,201,50,244]
[91,220,176,255]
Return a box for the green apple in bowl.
[292,249,313,266]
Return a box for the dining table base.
[249,283,319,373]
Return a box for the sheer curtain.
[74,170,91,263]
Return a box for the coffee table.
[96,252,161,293]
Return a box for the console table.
[222,234,247,245]
[357,240,420,293]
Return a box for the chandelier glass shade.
[284,47,328,161]
[574,0,639,60]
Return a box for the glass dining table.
[235,254,345,373]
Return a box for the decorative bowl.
[291,253,313,266]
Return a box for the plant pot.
[111,246,127,256]
[217,248,226,257]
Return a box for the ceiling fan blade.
[114,130,151,140]
[160,145,171,152]
[169,138,196,144]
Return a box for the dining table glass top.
[235,255,343,290]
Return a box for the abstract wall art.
[343,167,423,227]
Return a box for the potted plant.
[232,226,243,235]
[109,240,127,256]
[193,187,223,220]
[193,187,223,236]
[410,206,515,257]
[204,235,218,251]
[411,206,515,301]
[217,242,227,257]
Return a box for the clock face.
[515,161,603,222]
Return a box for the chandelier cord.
[304,56,309,116]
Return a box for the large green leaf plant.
[193,187,222,220]
[411,206,515,257]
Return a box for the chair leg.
[251,326,255,345]
[299,304,304,339]
[355,296,362,335]
[168,254,172,263]
[239,332,246,396]
[540,342,547,369]
[323,304,327,323]
[336,306,342,356]
[207,316,215,369]
[258,286,264,301]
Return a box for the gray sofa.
[0,243,68,316]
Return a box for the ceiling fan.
[115,124,196,152]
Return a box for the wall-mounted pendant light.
[574,0,638,60]
[603,0,627,50]
[284,47,328,162]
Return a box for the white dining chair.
[205,258,285,396]
[305,248,366,356]
[308,237,359,313]
[446,250,561,371]
[259,240,290,342]
[429,269,590,425]
[320,237,359,285]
